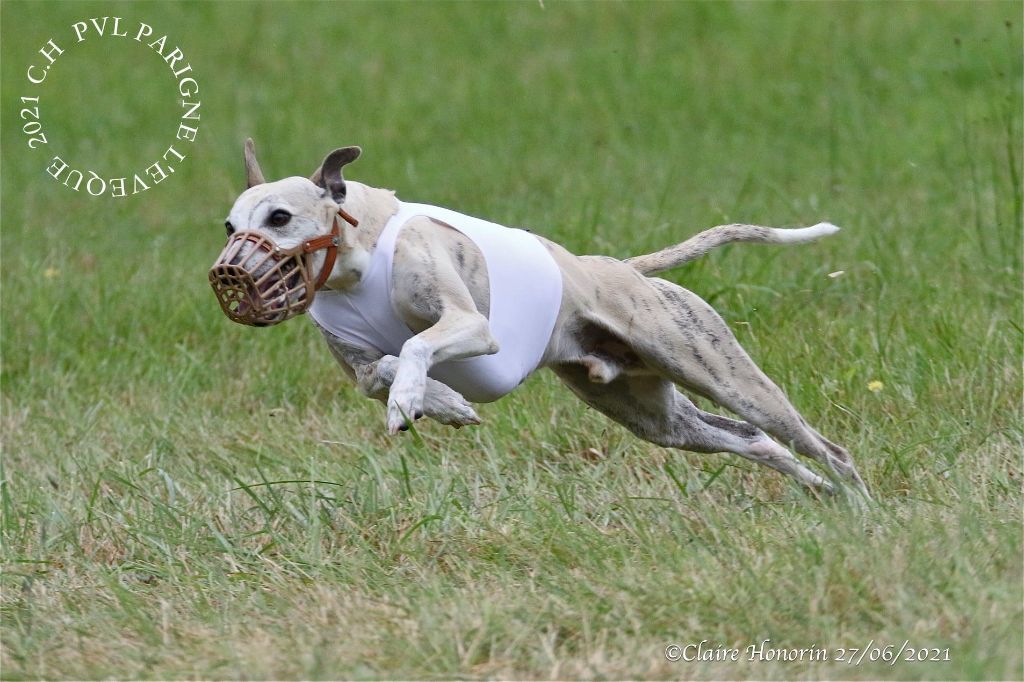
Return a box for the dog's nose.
[225,220,235,237]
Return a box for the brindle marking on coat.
[224,139,870,500]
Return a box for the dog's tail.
[624,222,840,276]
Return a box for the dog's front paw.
[431,397,481,428]
[418,378,480,428]
[387,386,425,435]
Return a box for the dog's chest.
[310,201,563,402]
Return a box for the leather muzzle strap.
[337,207,359,229]
[297,208,360,291]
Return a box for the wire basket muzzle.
[208,232,314,327]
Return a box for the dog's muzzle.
[208,209,358,327]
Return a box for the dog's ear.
[311,146,361,202]
[244,138,266,188]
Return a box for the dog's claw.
[386,407,413,435]
[386,383,424,435]
[386,416,410,435]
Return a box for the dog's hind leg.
[552,365,834,494]
[624,278,870,499]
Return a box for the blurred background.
[2,2,1020,678]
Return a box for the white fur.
[773,222,841,243]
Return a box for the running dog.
[210,140,870,499]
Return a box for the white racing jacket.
[310,201,563,402]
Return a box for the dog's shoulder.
[391,215,491,320]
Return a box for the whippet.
[210,140,870,499]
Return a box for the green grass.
[1,1,1021,679]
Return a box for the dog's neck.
[324,181,399,290]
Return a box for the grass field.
[2,1,1021,679]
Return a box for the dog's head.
[211,139,362,326]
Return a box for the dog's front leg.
[385,219,499,434]
[370,356,481,428]
[318,326,481,428]
[387,311,497,434]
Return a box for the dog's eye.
[268,209,292,228]
[224,220,234,237]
